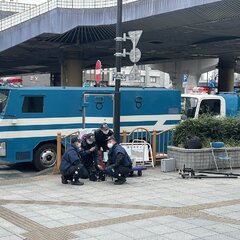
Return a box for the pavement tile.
[223,212,240,221]
[169,220,196,230]
[204,224,238,233]
[162,231,197,240]
[41,220,64,228]
[0,228,12,238]
[106,223,138,231]
[182,227,217,238]
[148,216,181,224]
[183,219,219,227]
[131,219,159,228]
[96,232,132,240]
[138,236,171,240]
[203,234,237,240]
[146,225,177,235]
[223,230,240,239]
[79,227,114,237]
[121,228,156,239]
[72,231,91,239]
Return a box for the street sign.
[128,30,143,47]
[95,60,102,84]
[129,48,141,63]
[182,74,189,87]
[129,64,141,81]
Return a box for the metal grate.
[16,151,31,160]
[0,0,138,31]
[0,2,35,13]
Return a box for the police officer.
[105,136,132,185]
[60,137,84,186]
[94,122,113,152]
[80,133,104,181]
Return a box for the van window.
[0,90,9,113]
[22,96,44,113]
[181,97,198,118]
[199,99,220,116]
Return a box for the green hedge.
[173,116,240,148]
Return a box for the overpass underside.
[0,0,240,90]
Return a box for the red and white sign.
[95,60,102,84]
[0,77,22,86]
[188,87,210,94]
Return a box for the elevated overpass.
[0,0,240,90]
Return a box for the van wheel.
[33,143,57,171]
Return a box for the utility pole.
[114,0,122,142]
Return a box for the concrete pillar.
[187,74,199,89]
[218,57,235,92]
[170,73,183,91]
[61,59,83,86]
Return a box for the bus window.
[22,96,44,113]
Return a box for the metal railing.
[54,126,175,172]
[122,127,175,165]
[0,2,35,13]
[0,0,138,31]
[53,130,79,173]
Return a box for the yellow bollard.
[122,130,127,143]
[53,132,62,174]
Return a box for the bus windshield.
[0,90,9,113]
[181,97,198,119]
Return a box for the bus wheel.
[33,143,57,171]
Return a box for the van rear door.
[82,93,114,128]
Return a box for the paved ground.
[1,168,240,240]
[0,163,36,180]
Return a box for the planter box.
[168,146,240,170]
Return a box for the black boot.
[114,177,126,185]
[98,172,105,181]
[71,180,84,186]
[61,175,68,184]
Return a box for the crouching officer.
[60,137,85,186]
[80,133,104,181]
[105,136,132,185]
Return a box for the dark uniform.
[79,133,104,181]
[105,140,132,185]
[60,138,84,185]
[95,127,113,151]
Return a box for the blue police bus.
[0,87,181,170]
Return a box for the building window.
[150,76,157,83]
[22,96,44,113]
[123,75,128,82]
[140,76,145,83]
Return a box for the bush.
[173,116,240,148]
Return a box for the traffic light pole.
[114,0,122,142]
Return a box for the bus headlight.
[0,142,6,157]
